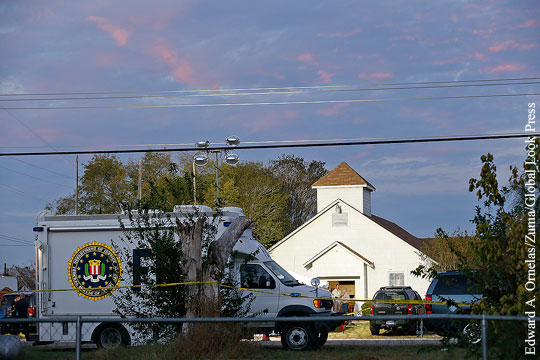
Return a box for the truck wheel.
[95,324,130,349]
[310,330,328,349]
[370,324,380,335]
[281,324,315,351]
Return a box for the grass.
[18,344,466,360]
[329,321,441,340]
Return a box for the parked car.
[424,271,482,340]
[2,292,38,340]
[369,286,423,335]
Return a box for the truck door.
[239,263,279,317]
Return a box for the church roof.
[370,215,427,252]
[312,162,375,189]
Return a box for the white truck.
[33,205,337,350]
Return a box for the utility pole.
[193,161,197,205]
[138,158,142,201]
[75,155,79,215]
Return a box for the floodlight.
[225,153,239,165]
[193,153,209,166]
[196,140,210,149]
[225,136,240,147]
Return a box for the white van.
[33,206,337,350]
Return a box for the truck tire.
[370,324,380,335]
[310,330,328,349]
[94,324,130,349]
[280,323,315,351]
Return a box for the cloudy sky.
[1,0,539,265]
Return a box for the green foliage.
[54,153,327,249]
[113,206,188,342]
[418,228,479,273]
[415,138,540,359]
[270,155,328,235]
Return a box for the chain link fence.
[0,314,538,359]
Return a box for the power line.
[2,92,539,111]
[0,132,535,157]
[0,183,52,203]
[0,108,75,165]
[0,244,34,247]
[2,76,539,97]
[8,157,73,179]
[0,235,33,245]
[1,81,539,102]
[0,164,73,188]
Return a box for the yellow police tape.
[0,281,473,308]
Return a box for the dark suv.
[424,271,481,337]
[369,286,423,335]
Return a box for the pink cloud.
[224,110,298,133]
[484,64,525,74]
[317,28,363,38]
[147,41,218,88]
[488,40,539,52]
[95,53,118,66]
[519,43,540,50]
[297,53,317,65]
[510,19,540,30]
[317,103,350,116]
[488,40,518,52]
[316,70,335,84]
[358,72,392,80]
[450,14,458,23]
[474,51,486,60]
[87,16,130,46]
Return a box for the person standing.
[0,298,8,334]
[340,289,350,313]
[331,284,342,312]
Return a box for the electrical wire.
[0,183,52,203]
[1,81,539,102]
[8,158,74,179]
[0,108,75,165]
[0,132,535,157]
[0,234,33,245]
[0,164,73,188]
[1,76,539,97]
[2,92,539,110]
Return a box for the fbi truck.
[33,206,336,350]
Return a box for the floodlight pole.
[193,136,239,208]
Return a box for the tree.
[270,155,327,235]
[419,229,479,272]
[55,153,200,215]
[113,208,188,341]
[113,205,252,341]
[205,161,288,248]
[414,139,540,359]
[55,155,131,214]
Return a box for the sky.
[0,0,539,266]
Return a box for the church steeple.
[312,162,375,215]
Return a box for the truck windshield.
[264,261,301,286]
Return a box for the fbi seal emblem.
[68,241,122,300]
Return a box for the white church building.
[269,162,433,301]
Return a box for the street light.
[192,136,240,207]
